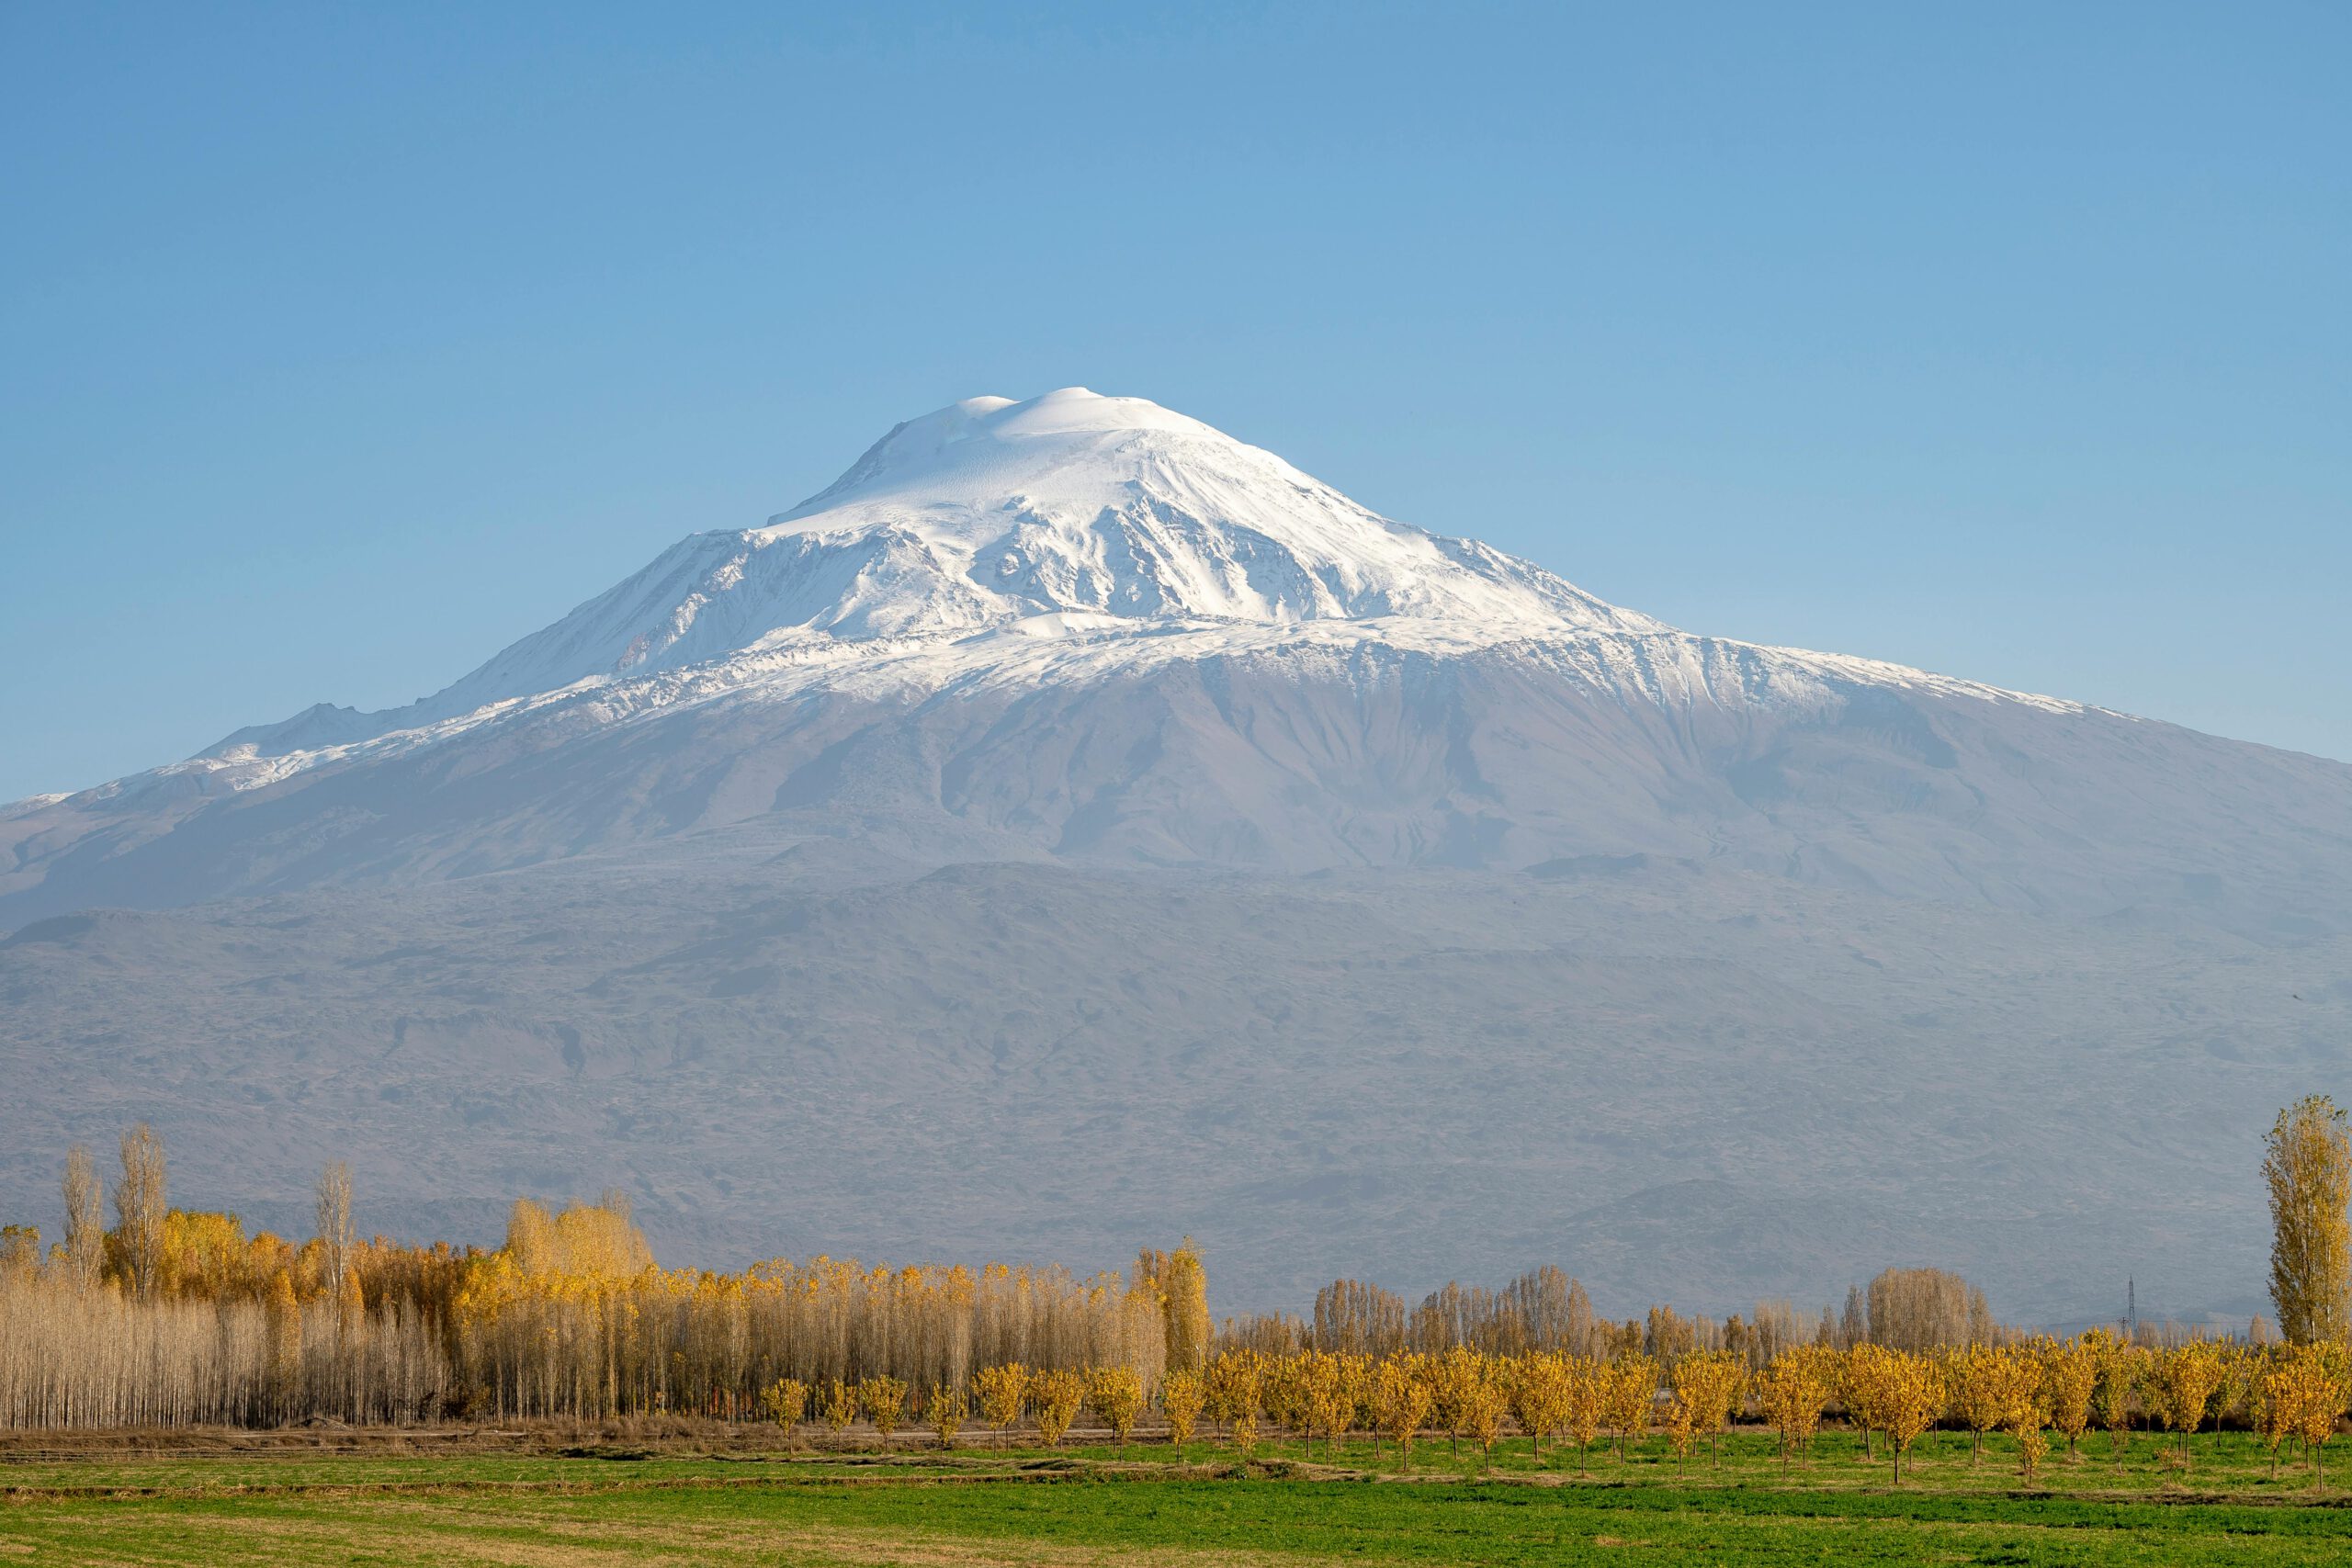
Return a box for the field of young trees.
[3,1097,2347,1509]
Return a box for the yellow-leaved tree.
[2265,1095,2352,1346]
[1601,1353,1657,1461]
[2094,1341,2145,1462]
[926,1383,966,1449]
[1755,1348,1830,1477]
[1945,1347,2008,1465]
[1508,1352,1572,1468]
[1839,1345,1888,1462]
[1458,1359,1507,1468]
[819,1377,857,1443]
[1368,1354,1432,1469]
[1160,1369,1204,1448]
[975,1362,1026,1450]
[1428,1346,1485,1461]
[1089,1365,1145,1452]
[1298,1351,1357,1458]
[1663,1389,1698,1466]
[1671,1349,1747,1467]
[1974,1347,2047,1480]
[1136,1240,1212,1374]
[858,1374,909,1444]
[1563,1355,1608,1475]
[2039,1336,2098,1458]
[759,1377,808,1449]
[2261,1345,2349,1487]
[1204,1351,1262,1450]
[2148,1345,2227,1472]
[1031,1367,1085,1448]
[1880,1351,1945,1485]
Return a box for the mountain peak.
[392,390,1660,724]
[775,387,1248,522]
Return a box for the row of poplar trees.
[1,1095,2345,1434]
[0,1124,1207,1429]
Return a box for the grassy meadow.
[8,1426,2352,1566]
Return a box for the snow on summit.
[21,387,2098,795]
[374,388,1662,729]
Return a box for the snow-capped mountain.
[3,387,2348,930]
[5,387,2350,1318]
[203,385,1667,770]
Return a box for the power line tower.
[2125,1278,2138,1341]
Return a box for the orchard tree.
[760,1378,808,1449]
[858,1374,909,1443]
[1089,1365,1144,1451]
[925,1383,967,1449]
[1368,1355,1431,1468]
[1160,1370,1204,1448]
[819,1378,857,1442]
[2040,1337,2098,1457]
[1031,1368,1085,1448]
[1671,1349,1747,1466]
[976,1362,1027,1449]
[1881,1352,1944,1485]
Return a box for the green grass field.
[6,1428,2350,1565]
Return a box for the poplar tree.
[62,1146,104,1285]
[114,1125,167,1300]
[315,1162,354,1300]
[2264,1095,2352,1345]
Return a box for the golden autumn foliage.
[1089,1364,1145,1450]
[819,1377,857,1437]
[1204,1349,1262,1441]
[0,1138,1172,1435]
[1505,1352,1572,1465]
[758,1377,807,1446]
[1368,1354,1432,1462]
[1755,1348,1831,1475]
[1458,1363,1507,1462]
[1030,1367,1085,1448]
[975,1362,1027,1448]
[1601,1353,1657,1460]
[1560,1353,1608,1472]
[2038,1335,2098,1455]
[2257,1344,2350,1486]
[1669,1349,1747,1466]
[925,1382,966,1448]
[1295,1350,1356,1457]
[1136,1241,1211,1374]
[1159,1369,1204,1447]
[2147,1343,2227,1469]
[1876,1348,1946,1484]
[2094,1338,2148,1460]
[11,1100,2352,1483]
[858,1373,909,1439]
[2267,1096,2352,1347]
[1428,1346,1486,1459]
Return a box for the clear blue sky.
[4,2,2345,802]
